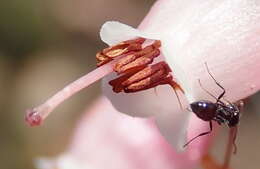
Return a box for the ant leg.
[232,126,238,154]
[204,62,225,102]
[183,121,212,147]
[222,126,238,168]
[198,79,226,105]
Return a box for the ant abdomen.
[190,100,217,121]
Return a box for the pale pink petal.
[102,75,190,150]
[36,97,213,169]
[101,0,260,149]
[101,21,190,149]
[138,0,260,102]
[100,21,160,46]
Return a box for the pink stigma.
[25,109,43,126]
[25,60,115,126]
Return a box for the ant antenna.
[198,79,218,100]
[204,62,226,102]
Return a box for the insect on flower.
[25,37,183,126]
[184,63,244,152]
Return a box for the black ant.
[184,63,243,150]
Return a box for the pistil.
[26,38,183,126]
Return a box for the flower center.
[97,38,182,93]
[25,38,183,126]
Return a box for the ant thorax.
[214,102,240,127]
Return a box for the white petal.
[103,76,182,116]
[101,0,260,150]
[100,21,141,45]
[131,0,260,150]
[103,77,190,149]
[100,21,191,148]
[160,0,260,102]
[154,93,191,152]
[100,21,160,46]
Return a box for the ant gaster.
[184,63,243,149]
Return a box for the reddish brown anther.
[96,38,183,102]
[109,61,181,93]
[114,40,161,74]
[96,38,145,66]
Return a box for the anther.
[96,38,145,66]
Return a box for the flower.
[101,0,260,149]
[35,96,214,169]
[26,0,260,153]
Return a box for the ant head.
[190,100,217,121]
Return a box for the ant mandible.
[184,63,243,150]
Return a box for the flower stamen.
[109,61,178,93]
[25,37,183,126]
[96,38,145,66]
[114,40,161,74]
